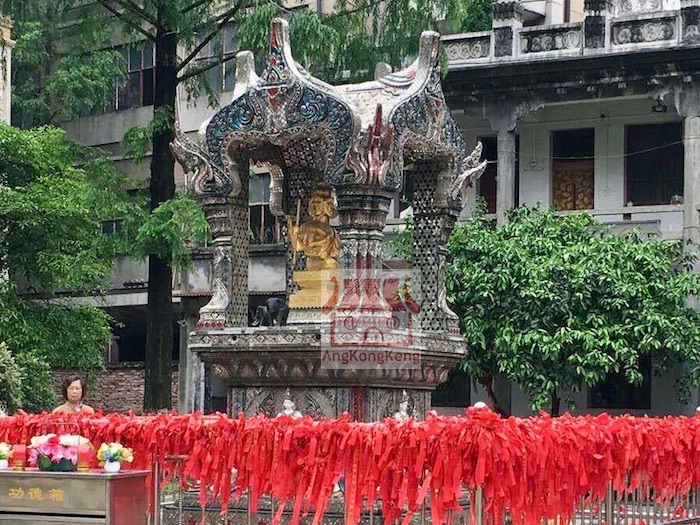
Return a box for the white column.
[497,129,517,224]
[0,17,13,124]
[684,116,700,247]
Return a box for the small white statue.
[394,390,411,421]
[473,401,488,409]
[277,389,302,419]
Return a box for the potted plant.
[97,443,133,473]
[28,434,91,472]
[0,443,10,469]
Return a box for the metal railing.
[151,458,700,525]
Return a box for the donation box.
[0,469,149,525]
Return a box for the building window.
[431,369,471,407]
[625,123,683,206]
[588,355,652,410]
[551,128,595,211]
[107,41,155,111]
[101,218,123,235]
[476,136,519,214]
[195,25,237,93]
[391,189,411,219]
[477,137,497,214]
[249,173,281,244]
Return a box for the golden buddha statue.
[286,185,341,313]
[287,185,340,270]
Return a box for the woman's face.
[67,380,83,403]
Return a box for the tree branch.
[97,0,157,40]
[180,0,208,14]
[177,3,244,72]
[178,53,237,83]
[109,0,160,28]
[324,0,383,21]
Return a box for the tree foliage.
[445,206,700,414]
[0,341,23,414]
[0,123,121,410]
[231,0,493,85]
[326,0,493,81]
[3,0,125,127]
[389,205,700,414]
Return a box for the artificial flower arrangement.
[97,442,133,473]
[28,434,92,472]
[0,442,10,469]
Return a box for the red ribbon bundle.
[2,409,700,525]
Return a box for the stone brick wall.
[52,363,179,414]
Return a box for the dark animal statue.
[251,297,289,327]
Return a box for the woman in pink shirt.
[53,375,95,415]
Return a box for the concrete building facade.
[439,0,700,416]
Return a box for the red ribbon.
[1,410,700,525]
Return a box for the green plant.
[14,351,57,412]
[447,206,700,415]
[0,342,23,414]
[0,123,127,412]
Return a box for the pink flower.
[28,449,38,467]
[38,442,61,459]
[51,447,66,462]
[64,446,78,465]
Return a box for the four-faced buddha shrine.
[171,18,486,422]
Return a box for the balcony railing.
[519,23,583,54]
[442,0,697,67]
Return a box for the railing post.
[605,482,615,525]
[152,457,162,525]
[475,486,484,525]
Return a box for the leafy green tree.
[2,0,124,128]
[0,342,23,414]
[388,204,700,415]
[327,0,493,81]
[0,122,207,411]
[0,123,116,410]
[445,205,700,415]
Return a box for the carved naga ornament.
[169,121,241,198]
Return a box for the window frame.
[624,122,684,207]
[248,173,281,245]
[588,355,652,410]
[106,41,155,112]
[194,24,237,94]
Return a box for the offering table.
[0,469,149,525]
